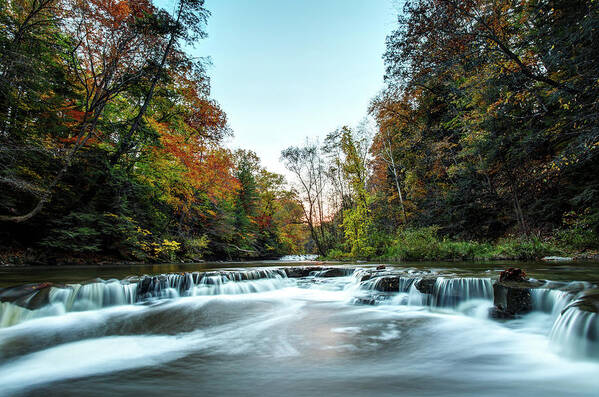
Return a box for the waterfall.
[0,301,65,328]
[359,276,418,293]
[0,268,290,328]
[355,276,493,308]
[407,282,426,306]
[279,254,318,261]
[310,268,355,278]
[192,274,289,296]
[531,288,575,317]
[429,277,493,308]
[550,305,599,358]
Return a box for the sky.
[194,0,398,175]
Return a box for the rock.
[373,276,400,292]
[318,268,347,277]
[415,278,437,295]
[568,288,599,314]
[359,273,373,282]
[492,279,543,316]
[499,267,527,282]
[489,306,517,319]
[353,297,379,305]
[283,266,352,278]
[376,265,386,270]
[542,256,573,261]
[284,266,323,278]
[0,282,54,309]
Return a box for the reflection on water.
[0,264,598,396]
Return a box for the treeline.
[284,0,599,260]
[0,0,308,263]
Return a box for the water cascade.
[550,304,599,358]
[0,268,289,328]
[429,277,494,308]
[2,265,599,395]
[1,266,598,361]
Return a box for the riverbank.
[0,249,286,268]
[323,228,599,262]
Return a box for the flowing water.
[0,261,598,396]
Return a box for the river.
[0,261,598,396]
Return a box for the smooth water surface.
[0,261,598,396]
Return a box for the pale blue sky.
[192,0,397,175]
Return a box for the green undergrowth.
[322,226,598,262]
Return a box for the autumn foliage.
[0,0,308,262]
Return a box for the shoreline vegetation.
[2,1,599,265]
[2,226,598,267]
[324,227,599,262]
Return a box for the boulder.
[415,278,437,295]
[359,272,373,282]
[568,288,599,314]
[284,267,324,278]
[0,282,54,310]
[372,276,400,292]
[492,279,543,317]
[499,267,527,282]
[318,268,348,277]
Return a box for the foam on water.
[0,269,290,328]
[1,267,599,396]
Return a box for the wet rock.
[359,273,373,282]
[568,289,599,314]
[372,276,400,292]
[283,266,323,278]
[179,273,193,291]
[318,268,348,277]
[356,268,389,282]
[136,275,168,297]
[283,266,352,278]
[499,267,527,282]
[489,306,517,319]
[492,279,543,316]
[0,282,54,309]
[352,297,379,305]
[415,278,437,295]
[376,265,386,270]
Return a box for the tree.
[281,141,331,256]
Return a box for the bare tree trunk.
[382,133,407,224]
[509,180,527,234]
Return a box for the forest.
[1,0,598,264]
[0,0,309,264]
[282,0,599,260]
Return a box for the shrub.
[556,210,599,251]
[491,235,561,260]
[385,227,442,260]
